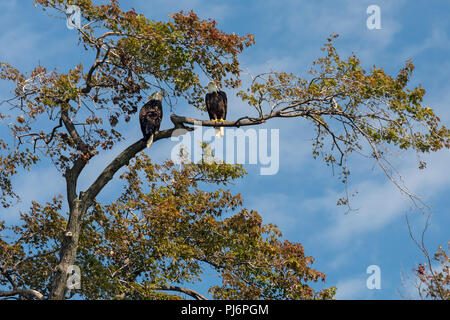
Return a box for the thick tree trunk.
[49,197,85,300]
[48,126,184,299]
[49,154,87,300]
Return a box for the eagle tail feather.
[215,127,224,138]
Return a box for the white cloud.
[247,192,298,233]
[401,24,450,59]
[306,149,450,246]
[335,276,368,299]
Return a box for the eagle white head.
[150,91,164,101]
[207,81,219,93]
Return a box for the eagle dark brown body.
[205,88,227,138]
[139,98,162,148]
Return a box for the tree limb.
[0,266,43,300]
[0,289,43,300]
[83,127,178,208]
[154,285,208,300]
[169,107,344,128]
[83,109,344,207]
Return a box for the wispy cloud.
[401,24,450,59]
[335,276,368,299]
[247,192,298,233]
[307,150,450,246]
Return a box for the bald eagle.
[140,91,163,148]
[205,81,227,138]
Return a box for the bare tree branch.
[83,127,179,207]
[0,266,44,300]
[153,285,208,300]
[0,288,43,300]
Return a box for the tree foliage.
[237,34,449,207]
[1,154,334,299]
[413,243,450,300]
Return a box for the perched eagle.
[205,81,227,138]
[139,91,163,148]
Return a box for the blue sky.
[1,0,449,299]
